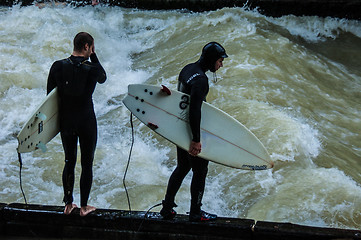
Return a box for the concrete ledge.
[1,203,360,240]
[0,0,361,19]
[0,203,6,237]
[254,221,361,240]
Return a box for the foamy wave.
[247,167,361,229]
[234,99,321,164]
[0,87,44,142]
[269,15,361,42]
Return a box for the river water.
[0,4,360,230]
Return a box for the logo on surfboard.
[179,95,189,110]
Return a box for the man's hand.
[189,141,202,156]
[90,43,95,54]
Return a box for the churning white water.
[0,4,360,230]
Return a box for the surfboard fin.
[36,141,47,153]
[35,112,47,121]
[147,122,159,130]
[160,85,171,95]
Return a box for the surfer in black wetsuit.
[47,32,106,217]
[160,42,228,222]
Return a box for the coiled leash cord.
[125,113,162,231]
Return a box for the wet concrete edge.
[1,203,360,239]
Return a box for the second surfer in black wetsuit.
[160,42,228,222]
[47,32,106,217]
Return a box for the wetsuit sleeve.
[189,77,208,142]
[90,53,107,84]
[46,61,61,95]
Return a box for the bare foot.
[80,205,96,217]
[91,0,99,5]
[64,203,78,215]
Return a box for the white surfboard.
[123,84,274,170]
[17,88,60,153]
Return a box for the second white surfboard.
[123,84,273,170]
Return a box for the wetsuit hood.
[198,42,228,72]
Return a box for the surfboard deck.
[122,84,274,170]
[17,88,60,153]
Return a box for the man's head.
[73,32,94,58]
[200,42,228,72]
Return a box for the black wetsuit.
[47,54,106,207]
[163,60,209,215]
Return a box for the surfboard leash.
[17,151,28,208]
[137,202,162,232]
[123,113,134,213]
[124,113,163,232]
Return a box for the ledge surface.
[1,203,360,240]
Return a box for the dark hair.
[73,32,94,52]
